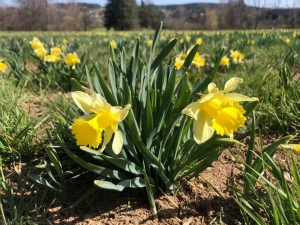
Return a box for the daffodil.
[110,40,117,48]
[45,54,61,62]
[220,56,230,67]
[65,52,80,69]
[231,50,244,64]
[51,47,61,56]
[285,38,290,44]
[71,90,131,154]
[30,37,44,50]
[280,144,300,155]
[147,40,153,47]
[0,58,7,73]
[182,77,258,144]
[35,47,47,58]
[196,38,202,45]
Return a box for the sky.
[2,0,300,8]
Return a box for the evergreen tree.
[104,0,138,30]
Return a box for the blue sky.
[2,0,300,8]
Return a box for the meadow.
[0,25,300,224]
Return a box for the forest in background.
[0,0,300,31]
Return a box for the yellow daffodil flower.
[35,47,47,58]
[182,77,258,144]
[62,39,68,44]
[285,38,290,44]
[65,52,80,70]
[147,40,153,47]
[179,38,184,44]
[51,47,61,56]
[30,37,44,50]
[61,45,66,51]
[0,58,7,73]
[280,144,300,155]
[220,56,230,67]
[196,38,202,45]
[45,54,61,62]
[185,36,191,42]
[71,90,131,154]
[110,40,117,49]
[231,50,244,64]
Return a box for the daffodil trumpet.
[182,77,258,144]
[71,89,131,154]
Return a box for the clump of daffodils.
[45,47,62,62]
[231,50,245,64]
[182,77,258,144]
[175,50,206,69]
[71,88,131,154]
[30,37,47,58]
[0,58,8,73]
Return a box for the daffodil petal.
[224,77,243,92]
[207,83,217,93]
[182,102,201,120]
[199,88,218,103]
[99,126,114,152]
[92,92,111,112]
[193,110,214,144]
[71,119,102,148]
[110,104,132,122]
[72,91,94,113]
[221,93,258,103]
[112,130,123,154]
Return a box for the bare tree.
[14,0,48,30]
[251,0,267,29]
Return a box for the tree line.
[0,0,300,31]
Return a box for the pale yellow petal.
[72,91,94,113]
[99,126,114,152]
[207,83,217,93]
[112,130,123,154]
[181,102,201,120]
[110,104,132,122]
[221,93,258,103]
[92,92,111,113]
[193,110,214,144]
[224,77,243,92]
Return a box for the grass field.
[0,26,300,224]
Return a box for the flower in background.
[175,51,206,69]
[61,45,66,51]
[220,56,230,67]
[280,144,300,155]
[185,35,191,42]
[285,38,290,44]
[0,58,7,73]
[35,47,47,58]
[179,38,184,44]
[147,40,153,47]
[51,47,61,56]
[71,90,131,154]
[231,50,244,64]
[110,40,117,49]
[62,39,68,44]
[45,54,61,62]
[30,37,44,50]
[182,77,258,144]
[65,52,80,69]
[196,38,202,45]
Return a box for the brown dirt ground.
[34,135,284,225]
